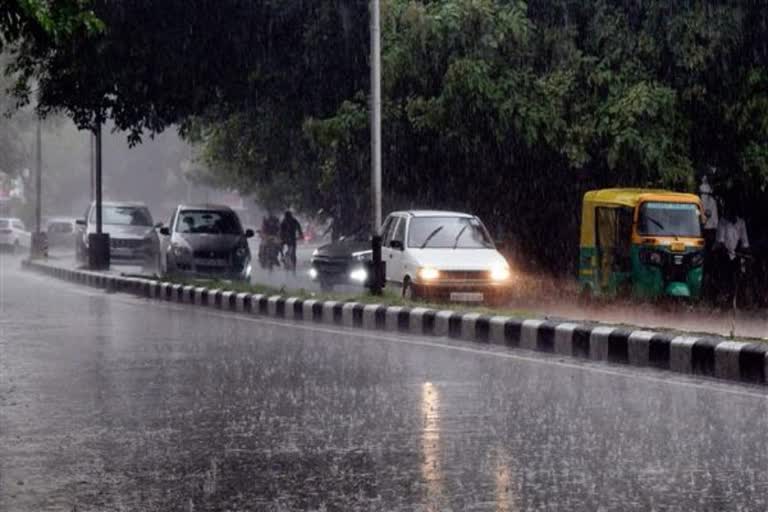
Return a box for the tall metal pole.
[35,117,42,234]
[369,0,384,295]
[95,123,102,234]
[370,0,382,233]
[90,132,95,202]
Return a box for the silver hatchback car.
[158,204,254,281]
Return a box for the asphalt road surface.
[3,253,768,511]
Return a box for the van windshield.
[638,202,701,238]
[408,216,494,249]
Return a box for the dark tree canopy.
[7,0,768,273]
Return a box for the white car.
[0,217,31,253]
[381,210,512,303]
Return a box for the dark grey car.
[157,205,254,281]
[75,201,158,263]
[309,227,372,290]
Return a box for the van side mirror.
[159,227,171,236]
[75,219,86,226]
[245,228,255,238]
[390,240,404,251]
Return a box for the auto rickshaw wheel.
[577,285,593,307]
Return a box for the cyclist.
[280,210,304,271]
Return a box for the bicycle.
[283,242,297,272]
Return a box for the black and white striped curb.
[22,259,768,386]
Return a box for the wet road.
[3,255,768,511]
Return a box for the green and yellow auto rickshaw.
[579,188,705,300]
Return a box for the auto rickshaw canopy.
[580,188,702,247]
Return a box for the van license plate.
[450,292,484,302]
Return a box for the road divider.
[22,259,768,386]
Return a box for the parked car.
[45,217,77,248]
[75,201,158,263]
[381,210,512,303]
[156,204,254,281]
[309,225,372,290]
[0,217,31,252]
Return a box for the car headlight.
[312,248,319,257]
[235,246,248,258]
[490,264,511,282]
[309,267,318,280]
[349,267,368,283]
[418,267,440,281]
[352,250,371,262]
[172,244,190,258]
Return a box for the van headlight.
[490,264,511,282]
[418,267,440,281]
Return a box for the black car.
[309,228,372,290]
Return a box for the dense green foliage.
[191,1,768,270]
[7,1,768,271]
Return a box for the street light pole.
[95,123,102,235]
[29,115,48,259]
[370,0,382,233]
[87,120,110,269]
[35,116,42,234]
[369,0,384,295]
[90,132,95,202]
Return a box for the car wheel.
[319,277,334,292]
[402,278,417,301]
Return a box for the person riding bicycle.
[280,210,304,270]
[259,212,282,268]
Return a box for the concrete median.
[22,258,768,386]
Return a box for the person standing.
[716,203,750,306]
[699,176,719,299]
[700,177,719,248]
[280,210,304,271]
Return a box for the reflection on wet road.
[2,255,768,511]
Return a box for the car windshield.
[91,206,153,226]
[407,216,494,249]
[638,202,701,237]
[176,210,242,235]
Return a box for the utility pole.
[88,120,110,269]
[30,115,47,259]
[369,0,384,295]
[95,123,102,235]
[90,132,95,202]
[35,117,42,234]
[370,0,382,233]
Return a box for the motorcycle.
[258,231,282,271]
